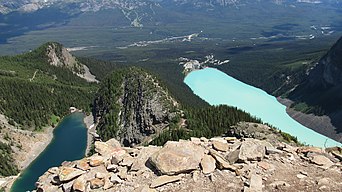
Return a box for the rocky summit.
[34,136,342,192]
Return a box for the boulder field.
[35,137,342,192]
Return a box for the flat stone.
[37,185,61,192]
[296,173,307,179]
[209,149,236,171]
[200,154,216,174]
[212,140,229,152]
[103,175,114,190]
[95,141,125,159]
[249,174,262,192]
[105,138,122,148]
[110,173,123,184]
[106,164,118,172]
[58,167,85,182]
[150,175,183,188]
[134,185,157,192]
[131,146,161,172]
[227,139,268,163]
[117,166,128,180]
[190,137,201,145]
[266,146,282,155]
[88,155,104,167]
[72,175,87,192]
[119,154,135,167]
[257,161,271,170]
[62,181,73,192]
[95,172,106,179]
[317,178,331,186]
[311,155,334,168]
[89,178,105,189]
[76,159,90,171]
[200,137,209,142]
[297,146,322,154]
[149,141,205,175]
[47,167,59,174]
[331,151,342,161]
[270,181,290,188]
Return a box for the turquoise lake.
[11,112,87,192]
[184,67,341,147]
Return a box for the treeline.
[0,141,18,176]
[151,105,262,146]
[0,77,95,129]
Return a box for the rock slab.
[149,141,205,175]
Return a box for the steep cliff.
[289,37,342,136]
[93,67,179,147]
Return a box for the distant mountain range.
[1,0,340,14]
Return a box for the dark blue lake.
[11,112,87,192]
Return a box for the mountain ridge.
[32,132,342,192]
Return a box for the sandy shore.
[83,114,97,156]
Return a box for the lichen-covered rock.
[149,141,205,175]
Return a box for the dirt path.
[29,70,38,82]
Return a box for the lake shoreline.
[277,97,342,144]
[0,125,54,192]
[184,67,341,147]
[83,114,97,156]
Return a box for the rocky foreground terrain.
[35,126,342,192]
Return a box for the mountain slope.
[289,36,342,138]
[93,67,179,147]
[0,42,97,129]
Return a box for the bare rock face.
[94,67,179,147]
[149,141,205,175]
[46,42,83,74]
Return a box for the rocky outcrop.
[289,36,342,135]
[34,136,342,192]
[45,42,84,74]
[149,141,205,175]
[94,67,179,147]
[44,42,98,82]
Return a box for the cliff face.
[93,67,179,147]
[289,37,342,135]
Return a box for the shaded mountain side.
[289,36,342,135]
[93,67,180,147]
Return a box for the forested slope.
[0,42,97,130]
